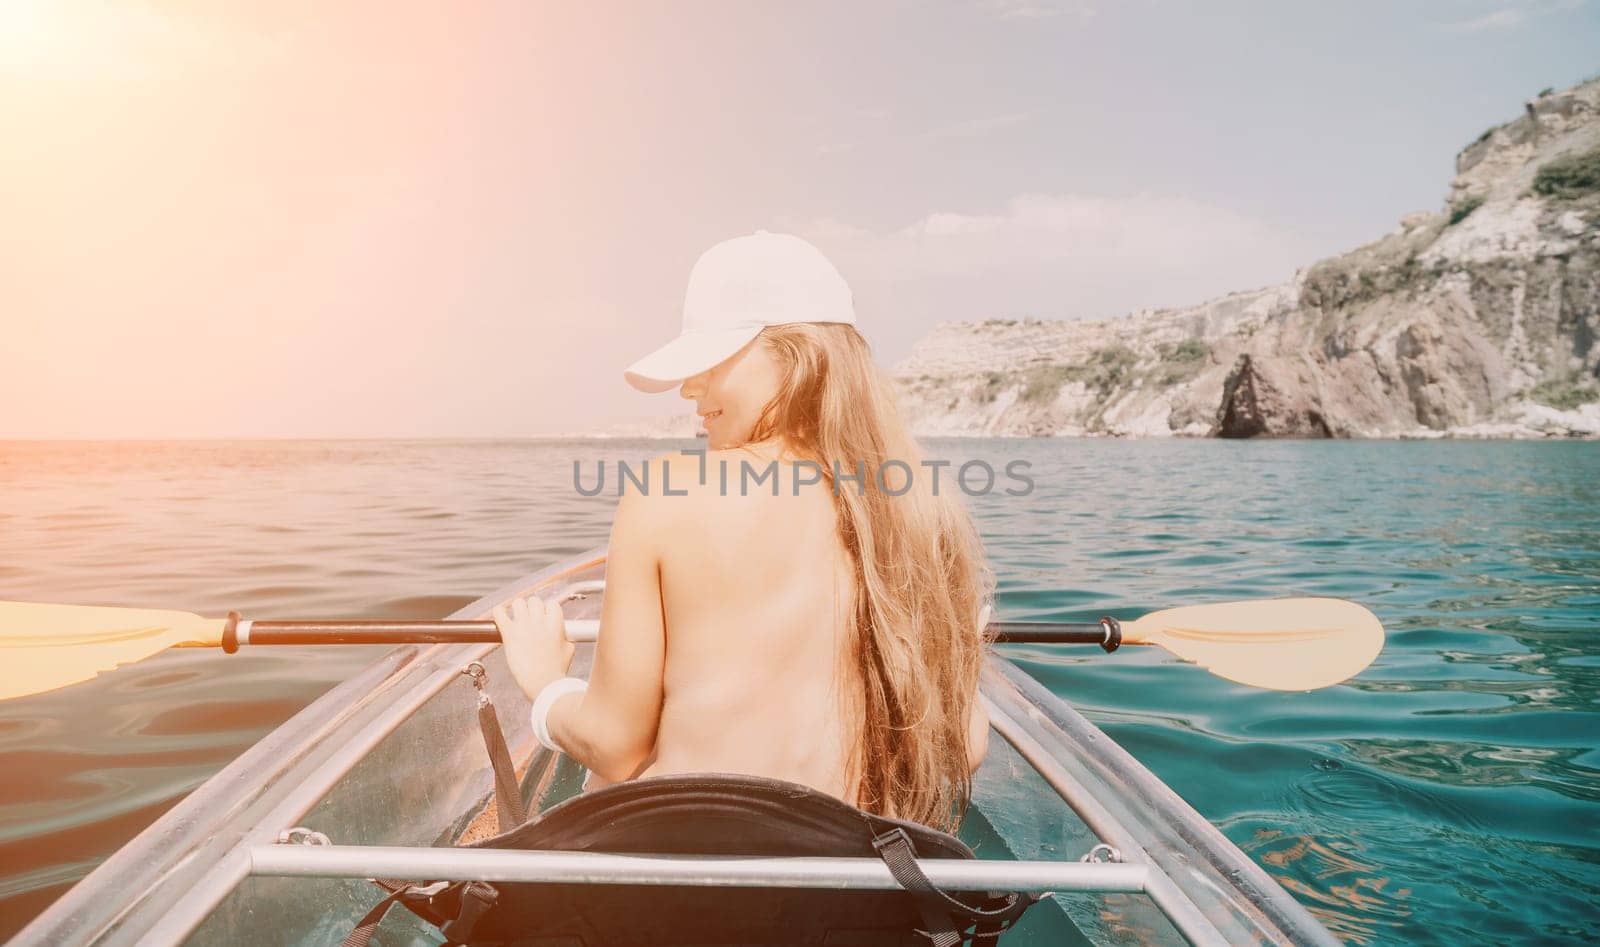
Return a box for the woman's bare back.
[633,448,863,803]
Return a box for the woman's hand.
[492,593,577,701]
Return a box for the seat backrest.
[446,772,1021,946]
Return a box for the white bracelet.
[530,677,588,753]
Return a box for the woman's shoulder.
[617,446,821,519]
[613,449,733,518]
[630,446,801,492]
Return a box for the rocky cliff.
[893,76,1600,438]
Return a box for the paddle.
[0,596,1382,700]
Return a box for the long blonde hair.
[747,322,994,832]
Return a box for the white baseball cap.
[623,230,855,393]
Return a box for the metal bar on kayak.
[248,844,1148,894]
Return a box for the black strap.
[439,881,499,944]
[340,888,406,947]
[872,827,1037,946]
[476,695,528,831]
[342,878,498,947]
[340,880,451,947]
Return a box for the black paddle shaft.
[223,616,1123,652]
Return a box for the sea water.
[0,438,1595,944]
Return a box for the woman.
[494,231,994,832]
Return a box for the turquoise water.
[0,438,1596,944]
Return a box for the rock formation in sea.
[893,76,1600,439]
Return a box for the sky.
[2,0,1597,438]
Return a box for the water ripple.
[0,438,1596,944]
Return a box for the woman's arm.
[543,468,669,783]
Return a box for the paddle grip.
[1098,616,1122,653]
[221,611,242,654]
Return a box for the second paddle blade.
[1125,597,1385,691]
[0,601,226,701]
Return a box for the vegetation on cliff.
[1533,145,1600,199]
[891,76,1600,440]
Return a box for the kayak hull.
[15,548,1336,946]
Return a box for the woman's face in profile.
[680,337,784,449]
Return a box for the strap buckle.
[438,881,499,943]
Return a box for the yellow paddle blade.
[0,601,226,701]
[1121,597,1384,691]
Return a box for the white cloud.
[979,0,1096,22]
[784,192,1317,355]
[922,111,1033,140]
[1444,7,1529,30]
[1439,0,1587,31]
[802,192,1306,283]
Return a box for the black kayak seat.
[353,772,1038,947]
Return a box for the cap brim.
[623,325,764,393]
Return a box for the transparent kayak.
[14,547,1339,946]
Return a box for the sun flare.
[0,0,61,71]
